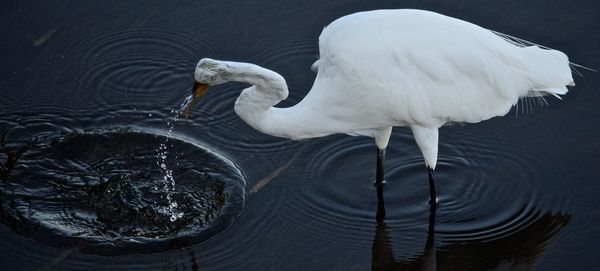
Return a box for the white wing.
[304,9,573,127]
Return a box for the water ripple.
[278,127,570,254]
[0,128,246,255]
[62,28,214,107]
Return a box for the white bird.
[184,9,575,205]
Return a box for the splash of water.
[153,96,201,222]
[0,129,246,254]
[180,94,195,120]
[154,107,186,222]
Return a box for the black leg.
[422,199,437,270]
[376,180,386,220]
[428,167,436,205]
[375,148,386,220]
[375,148,386,187]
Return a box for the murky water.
[1,0,599,270]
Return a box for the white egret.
[185,9,575,205]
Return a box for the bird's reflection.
[371,188,571,271]
[372,185,437,271]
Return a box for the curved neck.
[216,60,354,140]
[221,61,289,101]
[217,61,293,136]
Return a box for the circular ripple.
[66,28,212,61]
[281,134,418,252]
[77,55,191,100]
[65,28,214,107]
[0,129,246,255]
[432,129,569,244]
[285,127,569,257]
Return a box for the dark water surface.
[1,0,599,270]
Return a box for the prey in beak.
[183,81,209,119]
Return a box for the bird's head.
[194,58,230,85]
[185,58,230,118]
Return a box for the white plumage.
[186,9,574,203]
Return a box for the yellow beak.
[183,82,209,119]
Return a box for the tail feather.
[531,87,567,100]
[519,46,574,99]
[492,30,595,73]
[491,30,590,100]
